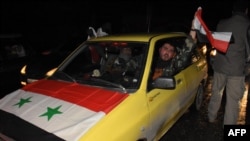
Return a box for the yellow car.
[0,32,208,141]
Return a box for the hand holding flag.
[193,7,232,53]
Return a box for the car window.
[191,48,201,63]
[3,44,26,59]
[0,34,34,61]
[150,37,187,80]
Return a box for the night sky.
[0,0,242,51]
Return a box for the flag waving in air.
[193,7,232,53]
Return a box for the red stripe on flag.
[22,79,129,114]
[212,39,230,53]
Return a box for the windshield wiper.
[49,71,76,82]
[90,77,127,93]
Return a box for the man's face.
[121,47,132,56]
[119,47,132,61]
[159,43,176,61]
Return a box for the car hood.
[0,79,129,141]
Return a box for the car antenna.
[146,0,152,33]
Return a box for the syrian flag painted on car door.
[0,79,129,141]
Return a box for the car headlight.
[210,49,217,57]
[20,65,27,75]
[46,67,57,77]
[201,44,207,55]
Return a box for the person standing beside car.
[207,0,250,125]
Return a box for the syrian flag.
[193,7,232,53]
[0,79,128,141]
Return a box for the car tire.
[191,83,204,111]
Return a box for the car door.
[182,48,207,98]
[145,37,188,140]
[146,73,187,139]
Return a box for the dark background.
[0,0,245,51]
[0,1,250,140]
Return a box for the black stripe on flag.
[0,110,65,141]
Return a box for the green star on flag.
[40,105,63,121]
[13,97,32,108]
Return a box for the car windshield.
[49,41,148,93]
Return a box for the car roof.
[87,32,187,42]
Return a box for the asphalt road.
[160,76,250,141]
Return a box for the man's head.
[119,47,132,61]
[159,43,176,61]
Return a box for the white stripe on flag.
[0,89,105,141]
[212,32,232,42]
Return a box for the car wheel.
[194,83,204,111]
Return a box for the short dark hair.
[160,42,177,53]
[233,0,249,13]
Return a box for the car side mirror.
[151,76,176,89]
